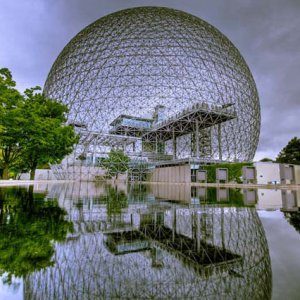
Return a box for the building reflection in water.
[281,190,300,234]
[21,182,272,299]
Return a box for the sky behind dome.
[1,0,299,161]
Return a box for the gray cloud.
[0,0,299,160]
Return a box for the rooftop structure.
[109,115,153,137]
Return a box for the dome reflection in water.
[19,183,272,300]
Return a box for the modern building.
[254,162,300,185]
[44,7,260,180]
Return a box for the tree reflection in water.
[281,190,300,234]
[23,183,272,300]
[284,212,300,234]
[0,186,73,285]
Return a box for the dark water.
[0,183,299,299]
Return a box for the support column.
[92,139,97,165]
[172,206,176,243]
[196,119,199,158]
[192,211,197,248]
[172,128,177,159]
[191,132,195,157]
[218,124,222,161]
[196,212,200,251]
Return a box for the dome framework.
[44,7,260,178]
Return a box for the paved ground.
[0,180,74,186]
[1,179,299,190]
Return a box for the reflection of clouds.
[259,209,300,299]
[24,184,272,299]
[0,275,23,300]
[258,210,282,219]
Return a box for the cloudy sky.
[0,0,299,161]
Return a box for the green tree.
[260,157,274,162]
[0,68,25,179]
[101,149,130,179]
[0,68,78,179]
[20,87,79,179]
[0,186,73,284]
[276,137,300,165]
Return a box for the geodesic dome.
[44,6,260,162]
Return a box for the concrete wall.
[255,162,300,185]
[52,165,108,181]
[254,162,280,184]
[150,165,191,183]
[243,189,257,206]
[256,189,282,210]
[279,164,294,184]
[294,165,300,184]
[151,184,191,201]
[281,190,298,211]
[297,190,300,207]
[19,169,56,180]
[19,166,128,182]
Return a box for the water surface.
[0,183,299,299]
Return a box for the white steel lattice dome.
[44,6,260,162]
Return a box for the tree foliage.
[0,68,78,179]
[20,87,79,179]
[259,157,274,162]
[0,68,25,179]
[284,212,300,234]
[101,149,130,179]
[276,137,300,165]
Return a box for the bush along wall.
[200,162,253,183]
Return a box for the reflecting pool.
[0,183,300,299]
